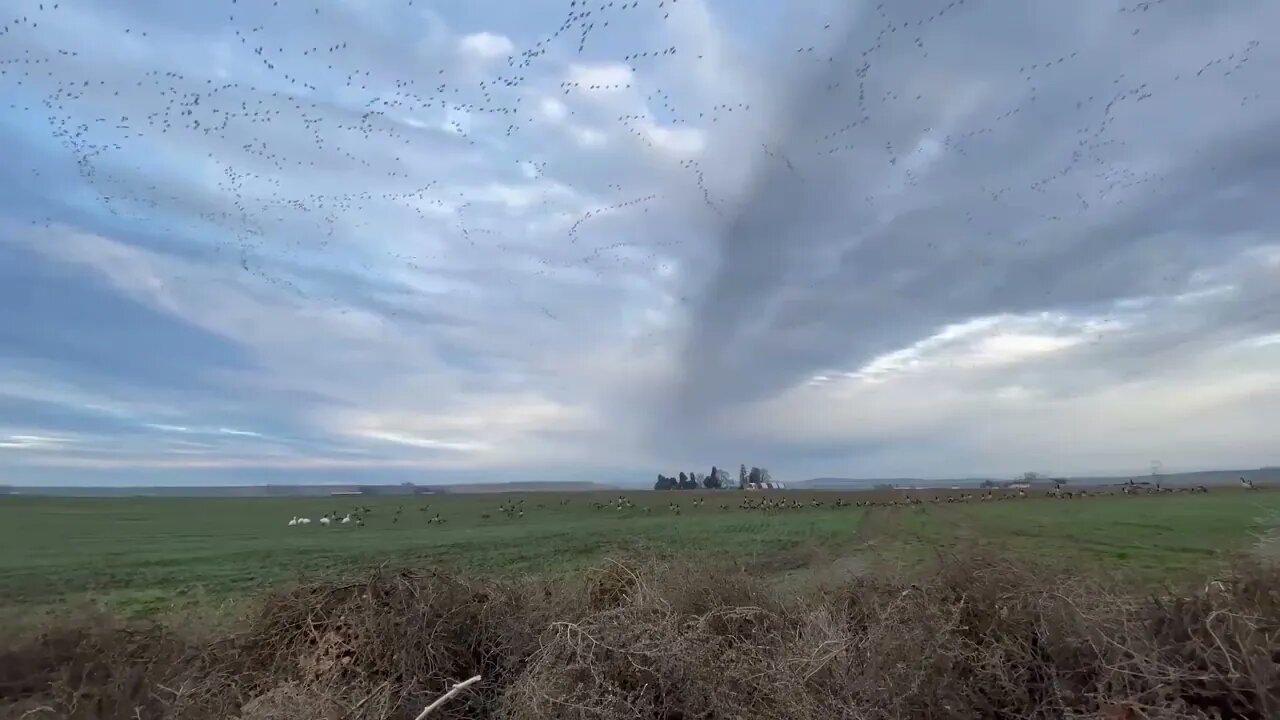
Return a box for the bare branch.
[412,675,482,719]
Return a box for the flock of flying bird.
[2,0,1270,329]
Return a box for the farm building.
[745,481,787,490]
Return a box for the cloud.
[537,96,569,123]
[569,125,609,149]
[641,123,705,156]
[0,434,74,450]
[566,63,634,92]
[665,1,1280,429]
[1,0,1278,485]
[457,31,514,61]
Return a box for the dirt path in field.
[768,502,973,588]
[922,502,976,544]
[761,505,905,588]
[1251,508,1280,561]
[796,505,907,584]
[850,504,902,548]
[852,502,981,576]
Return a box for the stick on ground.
[413,675,482,719]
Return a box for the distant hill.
[1061,468,1280,487]
[427,481,617,494]
[3,481,619,498]
[798,477,998,490]
[801,477,934,489]
[799,467,1280,490]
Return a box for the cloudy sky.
[2,0,1278,486]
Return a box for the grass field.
[4,488,1280,719]
[2,488,1278,617]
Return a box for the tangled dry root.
[2,553,1278,719]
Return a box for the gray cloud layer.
[671,0,1280,429]
[1,0,1278,482]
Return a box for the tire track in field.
[779,506,905,586]
[851,504,902,548]
[922,502,976,544]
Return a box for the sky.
[1,0,1278,486]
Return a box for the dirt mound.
[2,554,1278,719]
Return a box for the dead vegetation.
[2,552,1278,719]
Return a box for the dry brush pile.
[2,553,1278,719]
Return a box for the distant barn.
[745,481,787,490]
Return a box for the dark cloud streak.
[672,0,1280,430]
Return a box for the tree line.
[654,464,772,490]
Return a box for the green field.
[2,489,1277,617]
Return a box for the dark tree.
[678,471,688,486]
[739,464,748,489]
[703,470,722,489]
[748,466,763,486]
[654,474,676,490]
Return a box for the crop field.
[3,487,1277,617]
